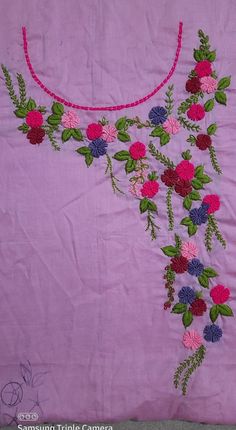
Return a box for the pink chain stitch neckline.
[22,22,183,112]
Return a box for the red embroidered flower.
[196,134,212,150]
[170,256,188,274]
[161,169,179,187]
[175,179,192,197]
[129,142,146,160]
[185,77,201,94]
[187,104,205,121]
[86,123,103,140]
[202,194,220,214]
[189,298,207,316]
[141,180,159,198]
[210,285,230,304]
[27,127,45,144]
[175,160,195,181]
[194,60,212,78]
[26,111,44,128]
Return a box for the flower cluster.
[26,110,45,144]
[172,286,207,329]
[161,160,195,197]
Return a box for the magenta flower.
[183,330,203,350]
[202,194,220,214]
[175,160,195,181]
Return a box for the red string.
[22,22,183,112]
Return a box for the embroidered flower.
[148,106,168,125]
[183,330,203,350]
[188,258,204,277]
[174,179,192,197]
[170,256,188,274]
[187,104,205,121]
[141,180,159,198]
[26,110,44,128]
[161,169,179,187]
[88,138,108,158]
[129,142,146,160]
[210,285,230,304]
[178,286,195,304]
[162,117,180,135]
[196,134,212,150]
[102,124,118,143]
[86,123,103,140]
[194,60,212,78]
[185,77,201,94]
[189,298,207,316]
[27,127,45,144]
[181,241,198,260]
[200,76,218,93]
[175,160,195,181]
[61,110,80,128]
[202,194,220,214]
[189,205,208,225]
[203,324,222,343]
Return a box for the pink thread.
[22,23,183,112]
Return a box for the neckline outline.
[22,22,183,112]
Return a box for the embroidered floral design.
[203,324,222,342]
[183,330,203,350]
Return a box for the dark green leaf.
[26,98,37,111]
[113,150,130,161]
[61,129,73,142]
[217,76,231,90]
[161,245,178,257]
[189,190,201,200]
[183,195,192,210]
[117,130,131,142]
[191,178,203,190]
[147,200,157,212]
[125,158,136,174]
[207,123,217,136]
[201,174,212,184]
[198,274,209,288]
[115,117,127,130]
[193,49,205,62]
[52,102,64,116]
[203,267,218,278]
[206,50,216,62]
[195,165,204,178]
[180,217,193,226]
[215,91,227,106]
[188,224,198,236]
[210,305,219,323]
[76,146,91,155]
[14,107,27,118]
[172,303,187,314]
[85,153,93,167]
[218,304,234,317]
[181,150,192,160]
[72,128,83,141]
[204,99,214,112]
[150,126,164,137]
[182,310,193,328]
[160,132,170,146]
[47,114,61,126]
[139,198,149,214]
[18,123,29,133]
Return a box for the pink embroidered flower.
[200,76,218,93]
[202,194,220,214]
[86,123,103,140]
[187,104,205,121]
[129,142,146,160]
[141,180,159,198]
[61,111,80,128]
[210,285,230,304]
[181,241,198,260]
[162,117,181,135]
[101,124,118,143]
[194,60,212,78]
[175,160,195,181]
[183,330,203,350]
[26,111,44,128]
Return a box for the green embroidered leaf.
[139,198,149,214]
[215,91,227,106]
[117,130,131,142]
[181,150,192,160]
[85,153,93,167]
[191,178,203,190]
[188,224,198,236]
[204,99,214,112]
[217,76,231,90]
[207,123,217,136]
[201,174,212,184]
[47,114,61,126]
[203,267,218,278]
[147,200,157,212]
[150,126,164,137]
[210,305,219,323]
[161,246,178,257]
[76,146,91,155]
[26,98,37,111]
[18,123,29,133]
[195,165,204,178]
[14,107,27,118]
[206,50,216,62]
[125,158,136,174]
[115,117,127,130]
[193,49,205,62]
[182,310,193,328]
[198,274,209,288]
[160,132,170,146]
[183,195,192,210]
[72,128,83,141]
[180,217,193,226]
[218,304,233,317]
[172,303,187,314]
[62,129,73,142]
[189,190,201,201]
[113,150,130,161]
[52,102,64,116]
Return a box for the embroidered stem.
[174,234,182,254]
[174,345,206,395]
[44,127,60,151]
[145,209,159,240]
[178,116,201,132]
[1,64,20,108]
[166,187,174,230]
[16,73,27,107]
[148,143,175,169]
[127,116,152,128]
[208,214,226,249]
[209,145,222,174]
[177,95,200,115]
[205,218,214,252]
[165,84,174,115]
[163,265,176,309]
[105,154,124,194]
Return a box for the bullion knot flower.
[188,258,204,277]
[183,330,203,350]
[86,123,103,140]
[175,179,192,197]
[26,110,44,128]
[170,256,188,274]
[202,194,220,214]
[141,180,159,198]
[27,127,45,144]
[178,286,195,304]
[61,110,80,128]
[162,117,180,135]
[189,204,208,225]
[195,60,212,78]
[200,76,218,93]
[181,241,198,260]
[101,124,117,143]
[203,324,222,343]
[175,160,195,181]
[129,142,146,160]
[189,298,207,316]
[148,106,168,126]
[196,134,212,150]
[161,168,179,187]
[88,139,108,158]
[185,77,201,94]
[210,285,230,304]
[187,104,205,121]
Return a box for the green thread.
[198,29,211,53]
[177,95,199,115]
[209,145,222,174]
[16,73,27,107]
[174,345,206,395]
[165,84,174,115]
[178,116,201,132]
[145,209,159,240]
[105,154,124,194]
[126,116,152,129]
[45,127,60,151]
[208,214,226,249]
[1,64,20,108]
[164,265,176,308]
[205,219,214,252]
[174,234,182,254]
[148,143,175,169]
[166,187,174,230]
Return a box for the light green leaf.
[47,114,61,126]
[160,132,170,146]
[85,153,93,167]
[198,274,209,288]
[203,267,218,278]
[217,76,231,90]
[14,107,27,118]
[62,129,73,142]
[218,304,234,317]
[180,217,193,226]
[72,128,83,141]
[215,91,227,106]
[125,158,136,174]
[150,126,164,137]
[191,178,203,190]
[117,130,131,142]
[188,224,198,236]
[113,150,130,161]
[182,310,193,328]
[147,200,157,212]
[172,303,187,314]
[204,99,214,112]
[189,190,201,201]
[207,123,217,136]
[115,117,127,130]
[183,195,192,210]
[139,198,149,214]
[210,305,219,323]
[76,146,91,155]
[52,102,64,116]
[161,246,178,257]
[206,50,216,62]
[26,98,37,111]
[193,49,205,62]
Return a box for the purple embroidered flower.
[189,204,209,225]
[188,258,204,277]
[88,138,108,158]
[203,324,223,342]
[178,286,195,304]
[149,106,168,126]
